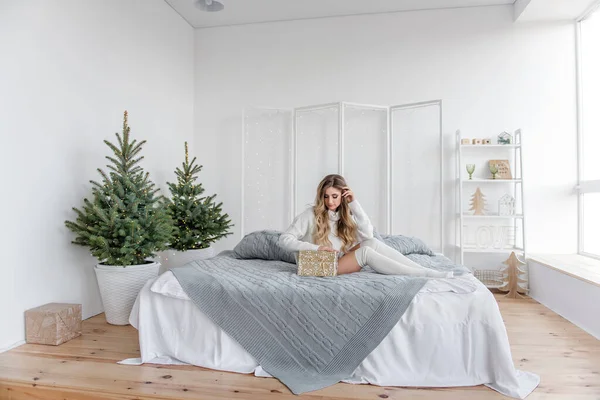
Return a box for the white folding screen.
[390,101,443,253]
[340,103,389,234]
[293,103,340,217]
[241,107,292,237]
[242,101,443,252]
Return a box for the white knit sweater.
[278,200,374,253]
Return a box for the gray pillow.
[232,230,296,264]
[378,234,434,256]
[373,228,384,241]
[232,229,433,264]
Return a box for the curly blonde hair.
[313,174,357,253]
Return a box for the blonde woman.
[279,174,453,277]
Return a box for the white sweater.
[278,200,374,253]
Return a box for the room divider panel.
[242,101,443,254]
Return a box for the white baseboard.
[0,339,25,354]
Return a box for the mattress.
[121,271,539,398]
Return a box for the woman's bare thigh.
[337,249,361,275]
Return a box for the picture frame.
[489,159,512,179]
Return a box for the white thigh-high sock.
[360,238,438,270]
[354,246,453,278]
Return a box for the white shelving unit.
[461,178,522,183]
[456,130,527,289]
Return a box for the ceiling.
[166,0,515,28]
[516,0,598,21]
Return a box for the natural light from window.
[583,194,600,256]
[580,8,600,258]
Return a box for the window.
[583,193,600,256]
[578,5,600,259]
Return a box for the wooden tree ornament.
[469,187,487,215]
[499,252,527,298]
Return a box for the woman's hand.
[342,186,354,203]
[318,246,337,253]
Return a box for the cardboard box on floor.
[25,303,82,345]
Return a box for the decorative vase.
[489,164,498,180]
[466,164,475,180]
[94,261,160,325]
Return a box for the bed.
[121,246,539,399]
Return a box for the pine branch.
[166,142,233,251]
[104,140,122,159]
[64,111,173,265]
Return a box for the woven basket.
[94,262,160,325]
[474,269,505,289]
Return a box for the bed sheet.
[121,272,539,398]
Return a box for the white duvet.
[121,272,539,398]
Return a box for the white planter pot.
[158,247,215,273]
[94,261,160,325]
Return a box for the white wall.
[0,1,581,352]
[193,5,578,257]
[529,260,600,339]
[0,0,194,351]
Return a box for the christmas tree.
[469,187,487,215]
[65,111,173,266]
[166,142,233,251]
[499,252,528,298]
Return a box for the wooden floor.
[1,293,599,400]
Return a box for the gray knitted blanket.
[171,254,429,394]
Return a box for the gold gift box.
[297,250,338,277]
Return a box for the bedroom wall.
[529,260,600,339]
[193,5,578,258]
[0,0,194,351]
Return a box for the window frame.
[576,2,600,260]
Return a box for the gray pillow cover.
[232,229,434,263]
[232,230,297,263]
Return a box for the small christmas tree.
[166,142,233,251]
[65,111,173,266]
[469,187,487,215]
[499,252,528,298]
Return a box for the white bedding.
[122,271,539,398]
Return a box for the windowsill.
[528,254,600,288]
